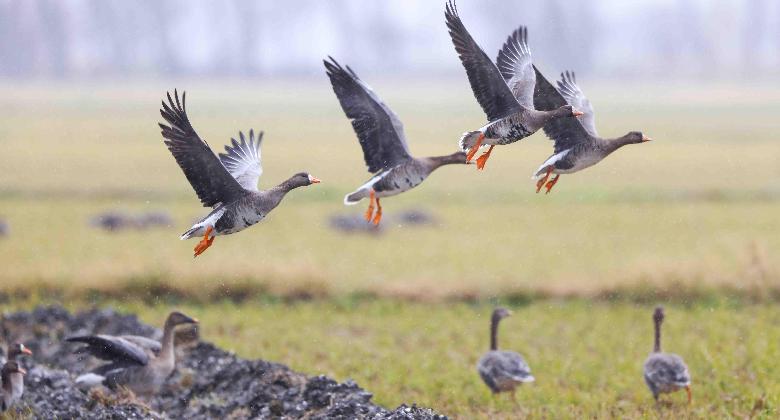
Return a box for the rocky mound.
[1,306,446,419]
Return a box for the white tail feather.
[75,373,105,388]
[459,130,483,152]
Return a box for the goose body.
[159,91,320,256]
[0,361,26,412]
[642,307,691,403]
[477,308,534,397]
[66,312,198,397]
[325,57,468,225]
[532,69,651,193]
[445,1,580,169]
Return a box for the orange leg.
[544,174,560,194]
[372,198,383,225]
[685,385,692,404]
[465,133,485,163]
[364,190,376,222]
[193,226,215,258]
[535,167,553,193]
[475,145,495,170]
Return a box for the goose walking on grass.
[0,342,32,366]
[67,311,198,397]
[531,69,652,193]
[445,1,582,170]
[643,306,692,404]
[477,308,534,400]
[0,361,26,412]
[324,57,469,225]
[159,90,321,257]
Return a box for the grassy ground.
[0,80,778,299]
[6,298,778,419]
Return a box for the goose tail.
[459,130,483,152]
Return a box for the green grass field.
[0,80,779,418]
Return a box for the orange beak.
[642,135,653,142]
[21,346,33,356]
[18,367,27,375]
[309,176,321,184]
[572,110,584,117]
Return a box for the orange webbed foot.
[685,385,692,404]
[465,133,485,163]
[372,198,383,226]
[475,145,494,170]
[193,226,215,258]
[364,190,376,222]
[544,174,560,194]
[535,167,553,193]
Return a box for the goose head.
[165,311,199,328]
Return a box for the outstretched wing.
[159,90,246,207]
[557,71,598,136]
[445,0,522,121]
[532,66,594,153]
[324,57,412,173]
[66,335,150,366]
[219,129,263,191]
[496,26,535,108]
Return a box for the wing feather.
[219,129,263,191]
[532,66,594,153]
[557,71,598,136]
[496,26,535,108]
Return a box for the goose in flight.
[531,69,651,193]
[324,57,468,225]
[445,1,582,169]
[159,90,320,257]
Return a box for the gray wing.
[445,1,522,121]
[324,57,412,174]
[66,335,149,366]
[496,26,535,108]
[644,354,691,387]
[219,129,263,191]
[159,90,246,207]
[557,71,597,136]
[478,351,533,385]
[119,335,162,356]
[532,65,594,153]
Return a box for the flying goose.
[643,307,692,403]
[531,69,652,193]
[445,1,582,169]
[0,361,26,412]
[477,308,534,399]
[159,90,321,257]
[324,57,468,225]
[0,342,32,366]
[66,311,198,397]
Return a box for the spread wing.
[445,0,522,121]
[496,26,535,108]
[557,71,598,136]
[159,90,246,207]
[219,129,263,191]
[324,57,412,173]
[66,335,150,366]
[532,66,594,153]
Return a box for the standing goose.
[159,90,321,257]
[477,308,534,399]
[66,311,198,397]
[444,1,582,169]
[324,57,468,225]
[0,342,32,366]
[0,361,26,412]
[531,69,652,193]
[643,307,692,403]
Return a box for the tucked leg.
[372,198,383,225]
[544,174,560,194]
[535,167,553,193]
[465,133,485,163]
[475,145,495,170]
[193,226,215,258]
[364,190,376,222]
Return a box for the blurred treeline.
[0,0,778,79]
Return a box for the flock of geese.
[159,1,651,257]
[2,0,678,414]
[1,306,691,412]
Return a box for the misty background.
[2,0,779,81]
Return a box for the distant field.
[0,80,778,299]
[6,299,778,419]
